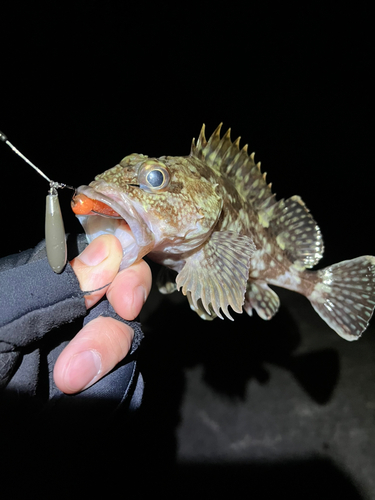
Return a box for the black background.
[1,4,375,499]
[1,4,373,265]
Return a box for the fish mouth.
[72,182,155,269]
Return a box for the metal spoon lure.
[0,131,74,273]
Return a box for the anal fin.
[244,281,280,320]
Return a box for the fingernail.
[133,285,147,314]
[64,350,102,392]
[79,240,109,267]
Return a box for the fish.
[71,124,375,340]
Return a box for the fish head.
[72,153,223,269]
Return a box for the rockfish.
[72,124,375,340]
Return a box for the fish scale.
[71,124,375,340]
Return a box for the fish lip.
[91,211,122,219]
[74,183,155,267]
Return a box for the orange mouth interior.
[71,193,120,217]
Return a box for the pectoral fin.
[176,231,255,320]
[186,292,217,321]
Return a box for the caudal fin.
[308,256,375,340]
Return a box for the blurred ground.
[135,276,375,499]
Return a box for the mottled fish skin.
[72,124,375,340]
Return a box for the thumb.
[70,234,123,309]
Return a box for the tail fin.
[308,256,375,340]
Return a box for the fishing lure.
[0,131,73,273]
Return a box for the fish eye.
[146,169,165,188]
[138,161,170,192]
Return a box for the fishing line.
[0,131,74,273]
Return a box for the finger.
[70,234,123,309]
[53,316,133,394]
[106,259,152,320]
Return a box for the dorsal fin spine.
[191,124,273,207]
[205,123,223,153]
[190,137,196,156]
[195,124,207,154]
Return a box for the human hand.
[53,234,152,394]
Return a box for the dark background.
[1,4,373,264]
[1,4,374,499]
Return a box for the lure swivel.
[0,131,73,273]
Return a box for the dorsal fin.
[191,124,274,211]
[272,196,324,268]
[191,125,324,269]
